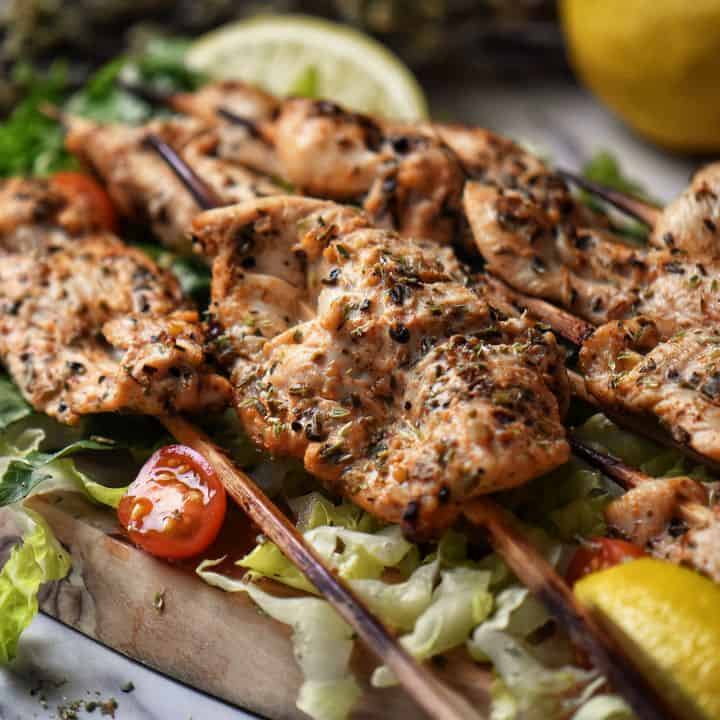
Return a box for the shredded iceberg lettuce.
[238,493,415,595]
[0,507,71,663]
[468,586,634,720]
[289,491,378,533]
[351,559,438,631]
[197,558,360,720]
[500,458,616,542]
[372,566,494,687]
[575,414,713,481]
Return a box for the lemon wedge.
[575,558,720,720]
[186,14,428,121]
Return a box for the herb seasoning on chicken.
[193,195,570,538]
[0,178,230,424]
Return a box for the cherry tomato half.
[566,537,646,585]
[118,445,227,560]
[51,171,118,233]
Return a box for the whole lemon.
[561,0,720,152]
[575,558,720,720]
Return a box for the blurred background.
[1,1,719,168]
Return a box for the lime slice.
[575,558,720,720]
[186,14,428,121]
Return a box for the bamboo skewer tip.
[558,169,661,228]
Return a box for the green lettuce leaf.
[66,35,203,125]
[196,559,360,720]
[372,567,493,687]
[0,438,123,506]
[136,244,211,304]
[0,62,76,177]
[0,508,71,663]
[582,152,646,199]
[499,458,616,542]
[581,152,651,243]
[237,541,316,594]
[290,65,319,98]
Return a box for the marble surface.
[0,614,252,720]
[0,80,708,720]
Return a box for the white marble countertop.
[0,79,707,720]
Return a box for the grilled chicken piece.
[64,116,282,254]
[162,82,611,249]
[0,177,108,253]
[605,476,708,546]
[632,254,720,338]
[464,184,645,325]
[604,476,720,581]
[580,317,720,460]
[159,81,609,244]
[652,506,720,582]
[433,124,603,228]
[0,185,230,423]
[171,80,279,126]
[193,195,570,538]
[652,162,720,257]
[465,182,720,336]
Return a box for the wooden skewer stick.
[142,134,224,210]
[163,415,478,720]
[483,274,594,345]
[569,435,716,528]
[558,170,661,227]
[464,499,681,720]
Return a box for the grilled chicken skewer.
[117,79,611,251]
[73,86,720,343]
[67,98,468,249]
[115,80,720,330]
[132,125,720,473]
[145,140,681,720]
[570,437,719,582]
[0,175,478,720]
[63,115,283,254]
[195,193,571,537]
[496,276,720,469]
[0,177,231,423]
